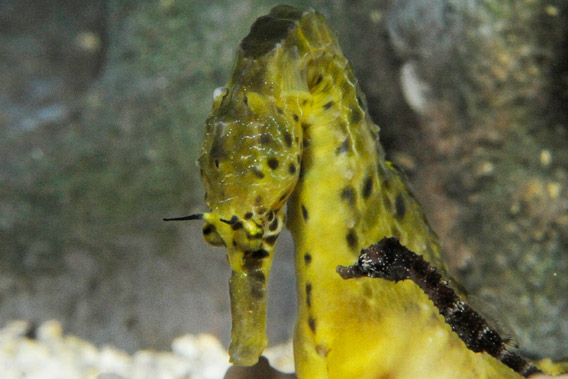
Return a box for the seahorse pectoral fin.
[227,247,273,366]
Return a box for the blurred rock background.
[0,0,566,368]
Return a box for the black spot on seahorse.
[395,194,406,219]
[346,229,358,250]
[288,163,296,174]
[265,235,278,245]
[301,204,309,221]
[209,140,224,163]
[323,101,334,110]
[283,131,293,147]
[243,256,262,271]
[341,186,356,205]
[268,158,279,170]
[304,252,312,266]
[256,207,266,215]
[245,249,270,259]
[203,225,214,235]
[308,316,316,333]
[293,114,299,122]
[362,176,373,199]
[269,217,279,231]
[335,138,350,155]
[250,280,265,299]
[249,270,266,284]
[240,6,304,58]
[250,249,270,260]
[228,215,238,224]
[305,283,312,307]
[252,168,265,178]
[243,249,270,272]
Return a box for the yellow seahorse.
[180,5,559,378]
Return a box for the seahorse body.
[197,5,528,378]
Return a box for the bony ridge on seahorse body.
[169,5,557,378]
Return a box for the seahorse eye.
[202,223,225,247]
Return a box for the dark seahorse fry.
[337,237,542,378]
[165,5,562,378]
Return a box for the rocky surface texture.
[0,320,229,379]
[0,320,294,378]
[1,0,567,370]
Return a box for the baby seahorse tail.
[338,237,542,378]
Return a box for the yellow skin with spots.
[195,5,551,378]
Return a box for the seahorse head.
[196,85,302,365]
[198,83,302,247]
